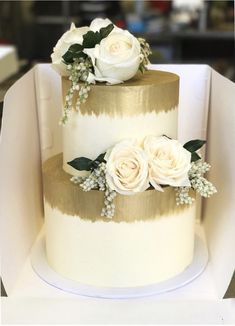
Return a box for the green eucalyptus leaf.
[90,153,106,171]
[62,51,75,64]
[183,139,206,153]
[191,152,201,162]
[68,43,83,52]
[99,24,114,39]
[95,152,106,163]
[62,43,85,64]
[73,52,88,59]
[83,31,101,48]
[82,24,114,49]
[67,157,93,171]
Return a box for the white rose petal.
[86,72,96,84]
[83,47,96,66]
[89,18,112,32]
[89,17,121,33]
[144,135,191,189]
[105,140,150,195]
[83,47,123,84]
[51,23,90,76]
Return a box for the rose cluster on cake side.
[69,136,217,219]
[51,18,151,124]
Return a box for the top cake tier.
[62,70,179,176]
[62,70,179,117]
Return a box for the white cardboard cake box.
[0,64,235,324]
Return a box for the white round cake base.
[31,235,208,299]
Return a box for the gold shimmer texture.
[43,154,194,223]
[62,70,179,117]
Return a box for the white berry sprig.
[175,187,195,205]
[176,160,217,205]
[138,37,152,73]
[60,57,92,125]
[101,186,117,219]
[189,160,217,198]
[70,162,117,219]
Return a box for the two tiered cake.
[43,18,216,288]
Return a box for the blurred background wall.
[0,0,234,99]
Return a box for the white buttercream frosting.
[45,201,195,287]
[63,108,178,176]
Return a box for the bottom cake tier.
[43,154,196,288]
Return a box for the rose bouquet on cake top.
[51,18,151,124]
[69,136,217,219]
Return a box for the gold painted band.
[62,70,179,117]
[43,154,194,223]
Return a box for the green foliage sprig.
[62,24,114,65]
[60,58,92,125]
[183,139,206,162]
[61,24,114,125]
[68,153,106,172]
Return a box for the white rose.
[84,29,141,84]
[144,136,191,189]
[105,140,149,195]
[51,23,89,76]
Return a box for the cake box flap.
[203,68,235,298]
[151,64,211,144]
[34,64,62,163]
[0,68,44,295]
